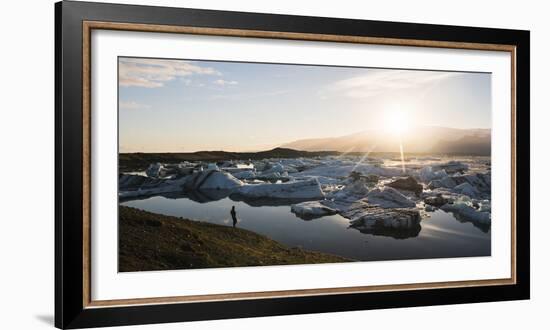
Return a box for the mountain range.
[281,126,490,155]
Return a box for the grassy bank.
[119,206,351,272]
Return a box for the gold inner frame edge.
[81,20,517,308]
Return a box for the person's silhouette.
[230,206,237,228]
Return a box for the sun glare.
[382,105,410,173]
[384,108,410,136]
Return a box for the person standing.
[230,206,237,228]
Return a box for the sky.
[118,57,491,153]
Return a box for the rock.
[235,178,324,199]
[366,187,416,208]
[424,194,449,207]
[386,176,423,195]
[183,170,243,190]
[290,201,338,220]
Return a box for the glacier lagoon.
[119,153,491,263]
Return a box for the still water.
[121,196,490,261]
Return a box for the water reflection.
[120,196,490,261]
[446,211,491,233]
[349,223,422,239]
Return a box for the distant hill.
[119,147,339,171]
[281,126,490,155]
[430,134,491,155]
[120,127,490,171]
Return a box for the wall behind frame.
[0,0,545,329]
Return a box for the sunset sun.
[384,108,410,136]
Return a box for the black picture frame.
[55,1,530,328]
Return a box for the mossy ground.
[119,206,351,272]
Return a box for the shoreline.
[119,205,352,272]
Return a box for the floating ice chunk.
[329,180,370,203]
[119,173,154,190]
[118,176,188,199]
[453,182,480,198]
[145,163,166,178]
[261,162,285,175]
[429,172,490,199]
[432,161,469,174]
[295,163,403,180]
[295,175,341,186]
[235,178,324,199]
[418,166,448,183]
[256,171,290,181]
[344,202,421,230]
[462,173,491,196]
[290,201,338,219]
[206,163,220,171]
[183,170,243,190]
[428,176,459,189]
[478,199,491,212]
[440,196,491,224]
[222,164,254,174]
[232,170,257,180]
[366,187,416,208]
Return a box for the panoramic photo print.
[117,57,492,272]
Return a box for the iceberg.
[183,170,243,190]
[235,178,324,199]
[118,176,188,199]
[432,161,469,174]
[329,181,370,203]
[343,201,421,231]
[440,196,491,224]
[231,169,257,180]
[418,166,448,183]
[453,182,480,198]
[366,187,416,208]
[145,162,166,178]
[290,201,338,220]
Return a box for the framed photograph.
[55,1,530,328]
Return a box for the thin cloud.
[119,100,151,110]
[211,89,290,101]
[325,69,462,99]
[213,79,238,86]
[119,58,221,88]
